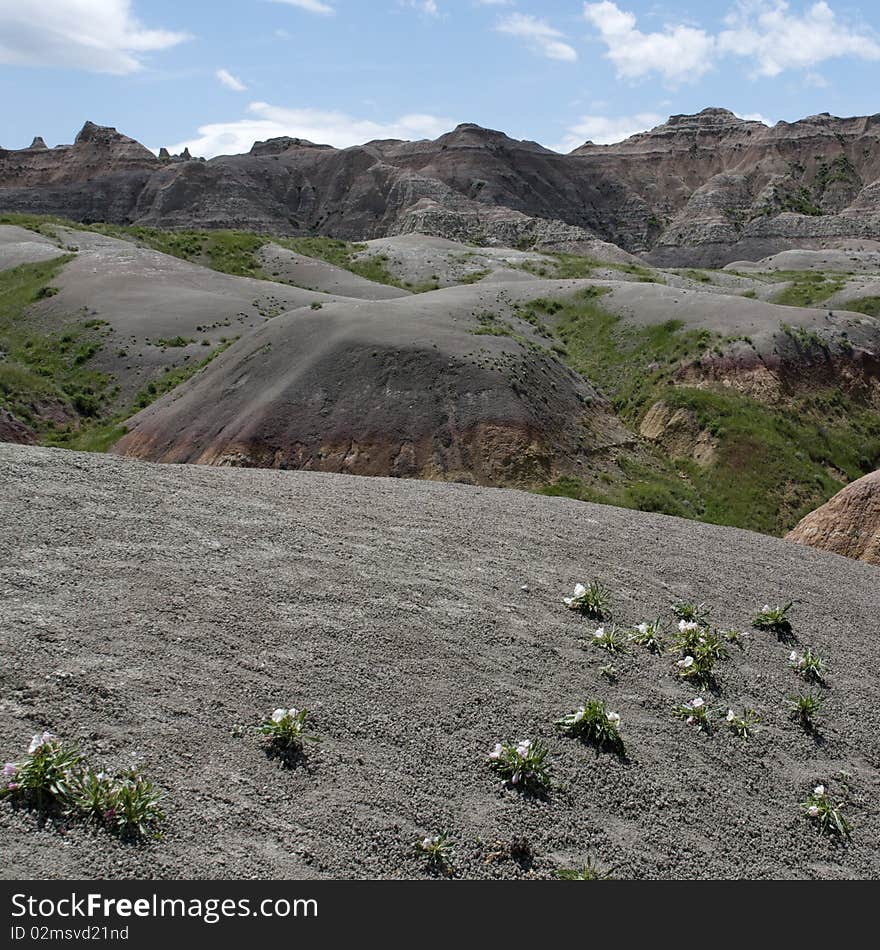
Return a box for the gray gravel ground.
[0,444,878,880]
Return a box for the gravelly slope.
[0,445,877,880]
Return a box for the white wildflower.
[606,712,621,725]
[271,708,287,723]
[691,697,705,709]
[677,655,695,669]
[814,784,825,797]
[807,805,820,817]
[488,743,503,761]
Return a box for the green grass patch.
[772,272,845,308]
[530,286,880,535]
[843,296,880,317]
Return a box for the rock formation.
[2,109,880,262]
[787,470,880,565]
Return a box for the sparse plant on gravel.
[722,629,747,647]
[488,739,551,792]
[672,621,727,660]
[598,663,618,682]
[564,581,610,620]
[69,768,116,823]
[675,697,711,732]
[557,860,610,880]
[630,619,664,653]
[725,708,759,739]
[801,784,850,839]
[417,832,455,870]
[260,707,310,751]
[556,699,624,755]
[789,648,826,684]
[674,652,716,687]
[590,625,628,654]
[672,601,710,626]
[788,691,824,729]
[0,732,81,810]
[753,602,793,635]
[106,769,165,839]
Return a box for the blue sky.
[2,1,880,156]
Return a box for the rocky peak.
[29,136,48,150]
[249,136,330,156]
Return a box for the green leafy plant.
[488,739,551,792]
[557,860,610,880]
[725,708,759,739]
[564,581,610,620]
[260,707,310,751]
[801,784,850,838]
[590,625,628,654]
[630,619,665,653]
[556,700,624,755]
[788,690,823,729]
[789,648,826,684]
[675,697,711,732]
[69,768,116,823]
[0,732,81,810]
[672,602,710,626]
[753,602,793,635]
[417,832,455,871]
[106,769,165,839]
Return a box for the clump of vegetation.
[725,708,759,739]
[555,700,624,755]
[801,784,850,839]
[788,691,823,730]
[557,860,611,880]
[563,581,610,620]
[752,602,793,635]
[789,648,826,684]
[630,619,664,653]
[590,625,628,655]
[416,832,455,872]
[1,732,164,839]
[260,707,310,751]
[487,739,551,792]
[772,273,844,308]
[672,601,710,626]
[1,732,81,811]
[675,697,711,733]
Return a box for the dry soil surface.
[0,445,878,880]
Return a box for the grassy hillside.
[534,289,880,536]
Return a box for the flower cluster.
[752,602,793,635]
[2,733,163,839]
[630,619,664,653]
[672,621,726,686]
[725,708,759,740]
[416,831,455,869]
[555,699,624,756]
[591,625,628,655]
[672,601,710,625]
[260,707,310,751]
[564,581,610,620]
[675,697,710,732]
[789,648,825,683]
[801,783,850,838]
[488,739,551,791]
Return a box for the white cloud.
[0,0,189,74]
[216,68,247,92]
[583,1,715,84]
[718,1,880,77]
[582,1,880,85]
[550,112,663,153]
[270,0,334,14]
[399,0,439,15]
[496,13,577,62]
[166,102,457,158]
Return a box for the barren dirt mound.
[0,445,878,880]
[112,280,631,485]
[787,470,880,565]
